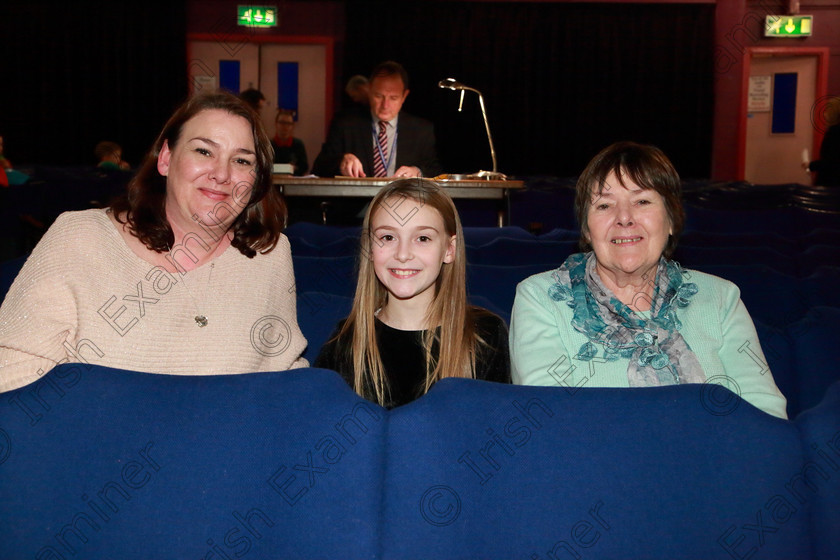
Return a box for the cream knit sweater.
[0,209,308,392]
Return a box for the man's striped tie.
[373,121,388,177]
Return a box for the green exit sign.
[238,5,278,27]
[765,15,813,37]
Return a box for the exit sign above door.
[765,15,813,37]
[238,6,278,27]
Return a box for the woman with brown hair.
[0,91,308,393]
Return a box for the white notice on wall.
[748,75,772,112]
[193,75,218,94]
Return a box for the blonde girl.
[315,178,510,408]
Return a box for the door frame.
[737,46,829,181]
[186,33,335,136]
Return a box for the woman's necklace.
[183,264,212,327]
[168,246,214,328]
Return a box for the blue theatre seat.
[291,255,357,298]
[466,238,577,267]
[462,226,534,245]
[753,319,797,418]
[693,265,804,328]
[466,263,548,316]
[1,365,834,559]
[794,380,840,560]
[679,230,796,252]
[673,245,796,276]
[801,267,840,311]
[536,227,581,242]
[296,291,354,364]
[789,307,840,414]
[799,244,840,274]
[283,222,360,246]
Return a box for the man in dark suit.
[312,61,442,178]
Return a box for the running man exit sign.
[765,15,813,37]
[238,6,278,27]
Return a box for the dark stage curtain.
[344,1,714,179]
[0,2,188,167]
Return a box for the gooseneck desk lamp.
[438,78,507,180]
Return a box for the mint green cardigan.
[510,268,788,419]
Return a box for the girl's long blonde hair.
[337,178,482,405]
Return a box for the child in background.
[95,141,130,170]
[271,109,308,176]
[315,178,510,408]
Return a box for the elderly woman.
[0,91,308,393]
[510,141,787,419]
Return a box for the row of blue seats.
[286,218,839,420]
[2,221,838,420]
[754,306,840,417]
[4,363,837,558]
[294,283,837,421]
[462,241,836,276]
[3,252,835,419]
[291,254,840,326]
[505,186,840,232]
[285,222,840,248]
[284,223,839,276]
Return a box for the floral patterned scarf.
[548,252,705,386]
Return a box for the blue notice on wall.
[277,62,300,117]
[219,60,241,95]
[772,72,797,134]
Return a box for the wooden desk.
[272,176,524,225]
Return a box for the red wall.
[713,0,840,179]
